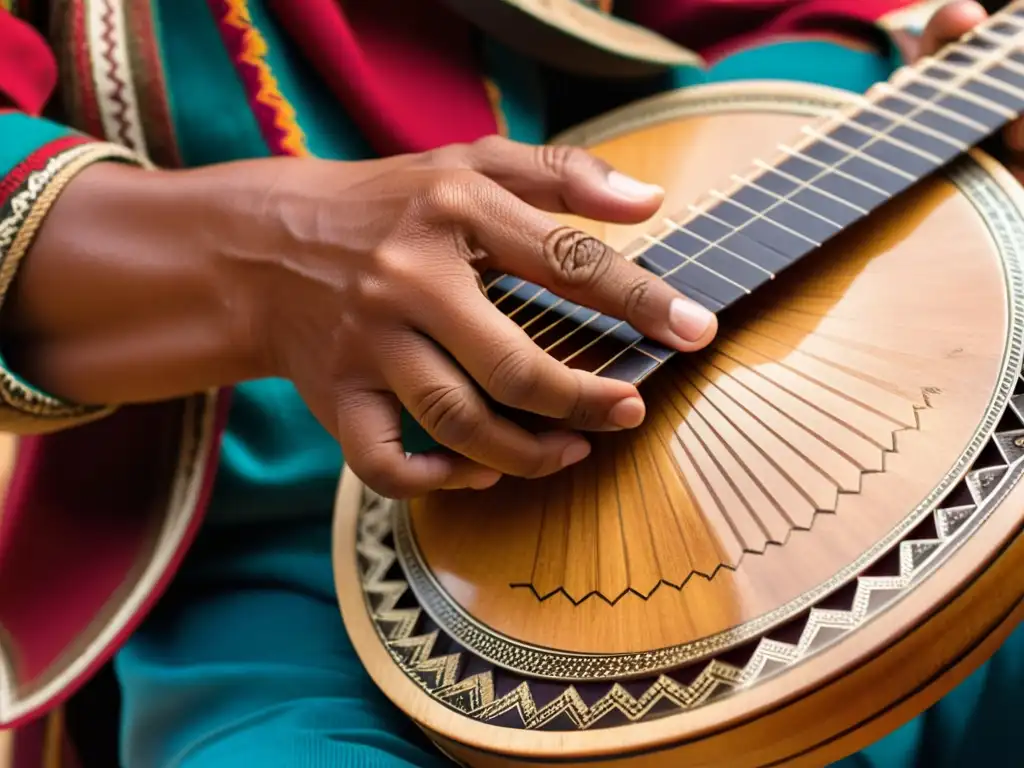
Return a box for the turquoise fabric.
[0,113,79,176]
[112,29,1022,768]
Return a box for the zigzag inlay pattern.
[356,367,1024,728]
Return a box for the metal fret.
[481,5,1024,383]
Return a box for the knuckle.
[366,249,422,302]
[351,265,392,307]
[543,227,614,288]
[471,134,512,157]
[414,384,480,448]
[419,169,482,221]
[520,448,553,479]
[351,450,407,499]
[424,142,471,168]
[536,144,579,178]
[624,275,652,320]
[486,346,539,407]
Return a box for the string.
[480,3,1024,374]
[548,5,1024,374]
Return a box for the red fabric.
[268,0,501,157]
[626,0,918,60]
[0,392,231,729]
[0,134,91,202]
[0,0,923,734]
[0,9,56,114]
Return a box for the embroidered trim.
[88,0,148,154]
[0,141,145,420]
[55,0,106,139]
[0,135,91,202]
[124,0,181,166]
[213,0,309,157]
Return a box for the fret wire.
[514,287,567,326]
[849,95,967,149]
[591,347,630,375]
[974,47,1024,80]
[523,299,579,335]
[922,55,1024,101]
[730,173,841,227]
[681,32,1019,270]
[975,24,1021,46]
[493,12,1024,379]
[829,118,944,165]
[909,68,1018,118]
[530,307,596,357]
[505,284,549,321]
[873,80,991,132]
[541,307,603,354]
[563,327,644,367]
[799,126,917,181]
[561,320,663,366]
[685,202,807,254]
[752,159,868,214]
[579,28,1024,372]
[777,144,888,196]
[666,214,776,276]
[641,233,751,291]
[708,188,822,245]
[493,278,527,307]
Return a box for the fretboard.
[485,1,1024,386]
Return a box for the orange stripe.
[482,78,509,138]
[221,0,309,156]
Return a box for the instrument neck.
[490,2,1024,386]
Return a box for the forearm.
[1,160,266,407]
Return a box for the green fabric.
[156,0,270,165]
[245,0,376,161]
[0,114,103,406]
[0,113,77,176]
[112,20,1022,768]
[679,39,901,91]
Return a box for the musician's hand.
[916,1,1024,175]
[232,137,717,498]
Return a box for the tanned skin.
[3,1,1016,499]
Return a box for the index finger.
[471,190,719,358]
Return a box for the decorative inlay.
[509,325,936,604]
[350,137,1024,729]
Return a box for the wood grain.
[335,81,1024,767]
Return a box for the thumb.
[451,134,665,224]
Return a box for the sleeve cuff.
[0,113,151,432]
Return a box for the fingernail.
[609,397,645,429]
[561,440,592,467]
[606,170,664,201]
[669,297,714,342]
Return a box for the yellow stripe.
[221,0,309,156]
[482,78,509,137]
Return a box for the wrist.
[5,160,269,404]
